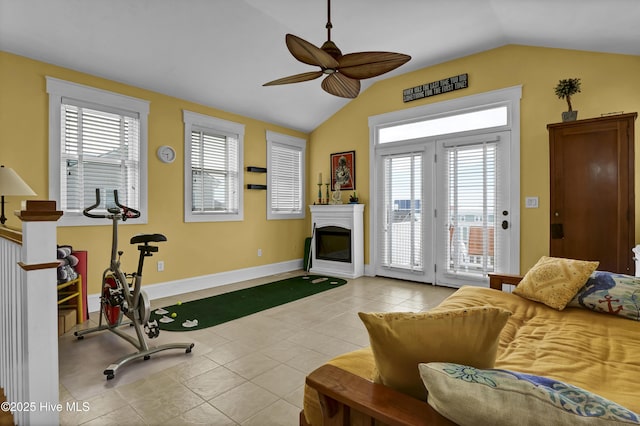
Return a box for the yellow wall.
[3,45,639,292]
[0,51,309,295]
[309,45,640,273]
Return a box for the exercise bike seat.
[130,233,167,245]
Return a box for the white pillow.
[419,362,640,426]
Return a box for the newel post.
[15,200,63,426]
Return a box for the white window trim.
[183,110,244,222]
[368,85,522,278]
[266,131,307,220]
[46,76,149,226]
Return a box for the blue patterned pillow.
[419,362,640,425]
[567,271,640,321]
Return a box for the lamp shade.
[0,165,36,196]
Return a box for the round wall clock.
[157,145,176,163]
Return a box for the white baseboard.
[364,263,374,277]
[87,259,303,313]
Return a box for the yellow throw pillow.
[358,306,511,400]
[513,256,599,310]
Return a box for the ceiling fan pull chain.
[326,0,332,41]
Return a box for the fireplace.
[316,226,352,263]
[309,204,364,279]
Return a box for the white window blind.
[61,102,140,213]
[444,141,498,276]
[190,129,239,214]
[380,152,423,271]
[270,143,302,213]
[183,110,244,222]
[266,131,306,220]
[47,77,149,226]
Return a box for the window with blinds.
[47,77,149,226]
[380,153,423,271]
[443,140,498,276]
[266,131,306,220]
[183,110,244,222]
[61,103,140,213]
[190,129,239,214]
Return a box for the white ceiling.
[1,0,639,133]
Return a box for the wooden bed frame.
[300,274,523,426]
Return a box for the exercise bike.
[75,189,194,380]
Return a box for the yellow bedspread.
[303,286,640,425]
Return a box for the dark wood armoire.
[548,112,637,274]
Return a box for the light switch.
[525,197,539,208]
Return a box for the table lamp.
[0,165,37,225]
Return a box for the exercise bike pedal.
[104,369,115,380]
[144,320,160,339]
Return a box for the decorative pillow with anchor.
[567,271,640,322]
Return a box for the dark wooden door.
[548,113,637,274]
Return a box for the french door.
[434,131,511,287]
[375,131,512,287]
[376,144,434,283]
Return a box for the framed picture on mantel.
[330,150,355,191]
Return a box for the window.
[379,106,507,143]
[183,111,244,222]
[47,77,149,226]
[266,131,306,220]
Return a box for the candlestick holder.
[325,183,330,205]
[317,183,323,204]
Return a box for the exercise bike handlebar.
[83,189,141,221]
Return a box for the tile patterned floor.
[58,272,455,425]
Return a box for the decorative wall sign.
[403,73,468,103]
[330,151,355,191]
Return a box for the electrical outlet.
[157,260,164,272]
[257,248,262,257]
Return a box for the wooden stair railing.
[0,388,15,426]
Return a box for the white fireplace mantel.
[309,204,364,279]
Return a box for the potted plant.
[554,78,581,122]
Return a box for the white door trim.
[369,86,522,284]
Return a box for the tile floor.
[58,271,456,425]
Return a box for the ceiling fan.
[263,0,411,99]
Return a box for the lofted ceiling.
[1,0,639,133]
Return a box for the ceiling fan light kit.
[263,0,411,98]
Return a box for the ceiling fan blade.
[263,71,324,86]
[338,52,411,79]
[321,73,360,98]
[286,34,339,69]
